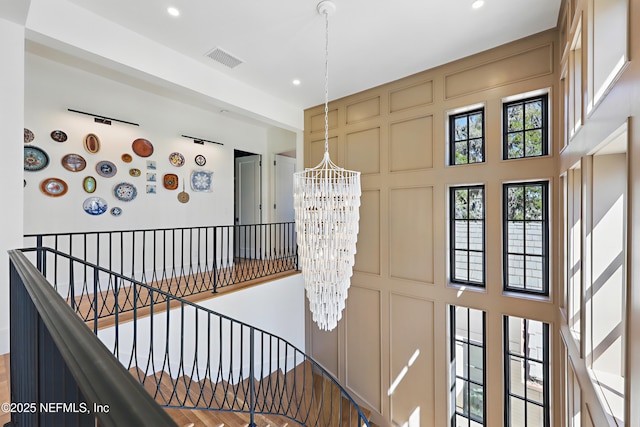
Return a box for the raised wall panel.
[346,127,380,175]
[355,190,380,275]
[346,286,381,411]
[444,44,553,99]
[390,294,434,427]
[389,80,433,113]
[309,324,339,376]
[310,108,339,133]
[346,96,380,124]
[308,136,338,167]
[389,115,433,172]
[389,187,434,283]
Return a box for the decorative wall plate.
[163,173,178,190]
[129,168,141,177]
[40,178,68,197]
[24,128,34,143]
[110,207,122,216]
[191,170,213,192]
[113,182,138,202]
[83,133,100,154]
[83,176,97,193]
[24,145,49,171]
[61,153,87,172]
[169,152,185,167]
[83,197,108,215]
[50,130,68,143]
[121,153,133,163]
[96,160,117,177]
[194,154,206,166]
[132,138,154,157]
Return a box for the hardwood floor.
[0,353,10,426]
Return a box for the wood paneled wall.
[304,30,560,427]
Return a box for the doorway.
[234,150,262,258]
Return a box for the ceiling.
[66,0,561,110]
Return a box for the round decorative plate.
[121,153,133,163]
[83,176,97,193]
[113,182,138,202]
[132,138,154,157]
[83,133,101,154]
[24,128,34,143]
[50,130,67,143]
[163,173,178,190]
[195,154,206,166]
[24,145,49,171]
[61,153,87,172]
[40,178,68,197]
[169,152,185,167]
[129,168,141,177]
[83,197,108,216]
[96,160,117,178]
[177,191,190,203]
[110,207,122,216]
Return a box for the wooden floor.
[73,258,298,330]
[0,353,10,426]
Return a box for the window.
[503,181,549,295]
[450,306,486,427]
[503,94,548,159]
[504,316,550,427]
[450,108,485,165]
[450,186,485,286]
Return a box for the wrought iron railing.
[15,246,370,427]
[8,249,177,427]
[24,222,298,298]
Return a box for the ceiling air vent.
[205,47,244,69]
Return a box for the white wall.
[97,274,305,380]
[23,52,285,234]
[0,17,25,354]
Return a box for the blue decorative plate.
[113,182,137,202]
[191,170,213,192]
[96,160,117,177]
[24,145,49,171]
[110,207,122,216]
[83,197,108,215]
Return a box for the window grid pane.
[451,306,486,427]
[503,182,549,295]
[451,186,485,286]
[503,94,548,159]
[450,109,485,165]
[504,316,550,427]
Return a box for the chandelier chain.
[324,10,329,154]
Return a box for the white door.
[235,154,261,258]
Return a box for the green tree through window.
[503,95,548,159]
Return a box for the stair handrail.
[17,246,371,427]
[8,249,177,427]
[24,221,299,297]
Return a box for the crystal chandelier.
[293,0,361,331]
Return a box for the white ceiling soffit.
[64,0,561,109]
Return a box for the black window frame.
[450,185,486,287]
[502,181,549,295]
[503,94,549,160]
[450,306,486,427]
[449,108,486,166]
[503,316,551,427]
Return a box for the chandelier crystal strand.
[293,0,361,331]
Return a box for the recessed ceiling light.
[167,7,180,17]
[292,79,301,86]
[471,0,485,9]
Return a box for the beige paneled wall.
[304,29,560,426]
